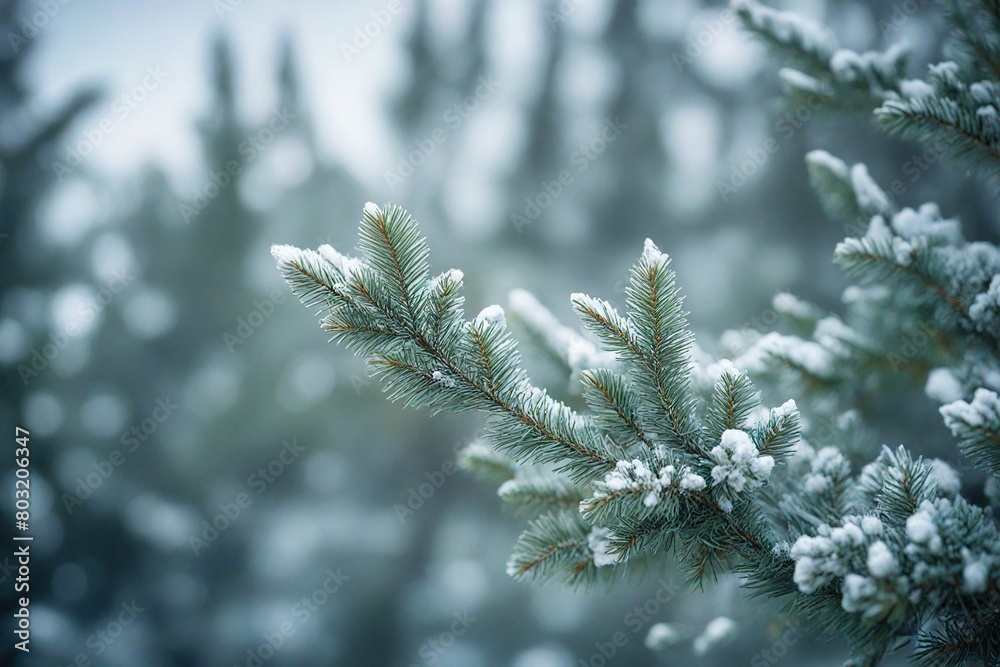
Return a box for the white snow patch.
[475,305,506,328]
[693,617,737,656]
[432,370,457,388]
[645,623,681,650]
[588,527,618,567]
[850,163,890,214]
[270,244,300,265]
[642,238,668,267]
[925,368,963,404]
[927,458,961,496]
[866,541,898,578]
[941,388,1000,432]
[899,78,934,99]
[680,473,707,491]
[861,516,884,536]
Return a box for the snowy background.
[2,0,997,665]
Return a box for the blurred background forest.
[1,0,997,665]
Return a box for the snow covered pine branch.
[272,198,1000,666]
[270,1,1000,664]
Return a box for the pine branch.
[458,440,518,482]
[498,475,584,518]
[941,389,1000,477]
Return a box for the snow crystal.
[588,527,618,567]
[926,458,961,496]
[693,617,736,656]
[432,370,457,388]
[645,623,681,650]
[363,201,382,219]
[474,305,506,328]
[718,498,733,513]
[772,541,790,558]
[861,516,884,537]
[977,105,998,120]
[866,541,898,578]
[642,238,668,267]
[941,388,1000,432]
[851,164,890,214]
[899,78,935,99]
[925,368,963,404]
[680,473,707,491]
[643,491,660,507]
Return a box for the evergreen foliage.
[274,0,1000,663]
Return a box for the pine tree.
[273,1,1000,664]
